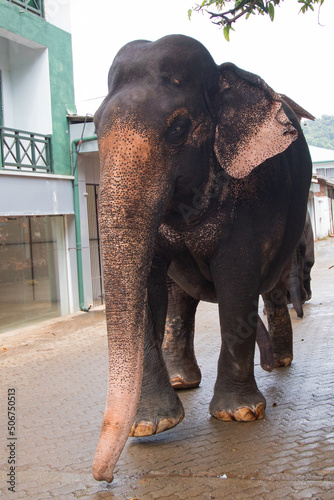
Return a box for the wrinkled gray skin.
[92,35,312,482]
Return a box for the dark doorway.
[87,184,104,306]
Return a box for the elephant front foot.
[209,389,266,422]
[130,383,185,437]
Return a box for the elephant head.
[92,35,297,482]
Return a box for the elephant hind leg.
[162,278,201,389]
[262,265,293,367]
[256,315,275,372]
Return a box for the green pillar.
[71,135,97,310]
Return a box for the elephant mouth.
[275,105,298,137]
[283,124,298,137]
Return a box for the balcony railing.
[6,0,44,17]
[0,127,52,173]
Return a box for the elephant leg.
[262,263,293,367]
[210,255,266,422]
[256,315,275,372]
[130,258,184,437]
[162,277,201,389]
[288,252,304,318]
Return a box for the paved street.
[1,238,334,500]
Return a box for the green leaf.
[188,9,192,20]
[268,2,275,21]
[223,24,230,41]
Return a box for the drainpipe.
[71,134,97,311]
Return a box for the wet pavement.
[0,238,334,499]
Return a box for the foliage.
[189,0,326,41]
[302,115,334,150]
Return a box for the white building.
[0,0,78,333]
[308,146,334,240]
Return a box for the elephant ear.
[214,63,298,179]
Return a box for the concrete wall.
[309,179,334,239]
[44,0,72,33]
[0,0,78,326]
[314,196,331,239]
[0,171,74,216]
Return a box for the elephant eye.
[166,117,191,146]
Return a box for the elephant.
[92,34,312,482]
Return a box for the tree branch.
[207,0,258,25]
[191,0,326,35]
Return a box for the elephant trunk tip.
[92,457,114,483]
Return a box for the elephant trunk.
[92,231,150,482]
[92,128,169,482]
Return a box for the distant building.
[0,0,79,333]
[309,146,334,179]
[308,146,334,239]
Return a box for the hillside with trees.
[302,115,334,150]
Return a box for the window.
[0,215,69,333]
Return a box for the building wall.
[0,1,79,332]
[44,0,72,32]
[0,0,75,175]
[314,196,330,239]
[309,179,334,239]
[0,171,74,215]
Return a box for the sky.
[70,0,334,119]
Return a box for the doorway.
[87,184,104,306]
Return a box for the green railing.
[6,0,44,17]
[0,127,52,173]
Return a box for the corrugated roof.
[308,146,334,163]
